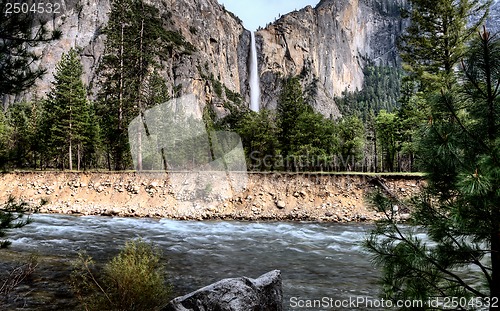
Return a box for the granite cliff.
[487,0,500,34]
[5,0,426,118]
[257,0,408,116]
[12,0,251,119]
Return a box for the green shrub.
[71,239,171,311]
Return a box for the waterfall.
[249,31,260,112]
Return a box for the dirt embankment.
[0,172,423,222]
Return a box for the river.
[8,214,381,310]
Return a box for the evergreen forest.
[0,0,497,175]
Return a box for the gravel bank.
[0,172,423,222]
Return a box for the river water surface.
[8,214,381,310]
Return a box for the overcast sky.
[217,0,320,31]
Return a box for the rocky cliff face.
[12,0,412,118]
[14,0,250,117]
[13,0,411,119]
[13,0,110,103]
[257,0,408,116]
[152,0,251,112]
[9,0,497,117]
[487,0,500,34]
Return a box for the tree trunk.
[107,150,111,171]
[137,131,142,171]
[398,151,401,172]
[409,152,413,172]
[69,98,73,171]
[77,143,81,171]
[69,138,72,171]
[119,23,124,131]
[69,110,73,171]
[136,15,145,171]
[374,135,378,173]
[161,147,167,172]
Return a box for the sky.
[217,0,320,31]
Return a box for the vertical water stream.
[249,31,260,112]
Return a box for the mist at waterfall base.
[249,31,260,112]
[9,214,382,311]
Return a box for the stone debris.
[0,172,423,223]
[276,200,286,209]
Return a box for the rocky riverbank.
[0,171,423,222]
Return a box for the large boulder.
[163,270,283,311]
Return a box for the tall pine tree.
[392,0,491,174]
[234,109,281,171]
[6,100,45,168]
[277,76,312,161]
[97,0,175,170]
[44,48,92,170]
[0,110,11,168]
[337,115,365,171]
[365,28,500,309]
[399,0,491,89]
[375,110,400,172]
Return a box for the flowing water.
[8,214,382,310]
[249,31,261,112]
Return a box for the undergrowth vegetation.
[70,239,171,311]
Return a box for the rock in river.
[163,270,283,311]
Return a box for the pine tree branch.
[440,89,492,156]
[368,225,473,304]
[447,231,492,286]
[385,213,488,298]
[461,59,488,99]
[418,199,493,286]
